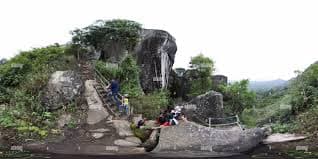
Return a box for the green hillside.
[242,61,318,135]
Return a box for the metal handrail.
[207,115,243,130]
[94,67,124,102]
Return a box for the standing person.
[107,79,121,111]
[121,94,129,115]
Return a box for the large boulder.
[152,121,266,153]
[143,129,160,152]
[42,71,83,110]
[0,58,6,65]
[112,120,134,137]
[97,29,177,94]
[135,29,177,93]
[180,91,224,124]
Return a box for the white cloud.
[0,0,317,81]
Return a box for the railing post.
[235,114,243,131]
[208,117,211,128]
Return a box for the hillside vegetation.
[242,61,318,135]
[0,45,76,139]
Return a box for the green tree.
[119,55,143,97]
[71,19,142,51]
[290,63,318,114]
[221,79,256,115]
[188,53,215,97]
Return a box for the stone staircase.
[73,60,143,154]
[79,60,121,118]
[24,59,144,155]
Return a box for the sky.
[0,0,317,81]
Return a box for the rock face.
[135,29,177,93]
[0,58,6,65]
[57,114,72,128]
[143,129,160,152]
[85,80,109,125]
[153,121,266,153]
[180,91,224,124]
[125,137,142,145]
[97,29,177,94]
[42,71,83,110]
[114,139,140,147]
[112,120,134,137]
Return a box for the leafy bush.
[0,45,76,139]
[271,123,297,133]
[293,105,318,133]
[96,54,143,97]
[130,90,170,119]
[289,63,318,114]
[118,55,143,97]
[130,124,151,142]
[220,80,256,115]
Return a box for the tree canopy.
[188,53,215,97]
[221,79,256,115]
[71,19,142,51]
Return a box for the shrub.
[130,124,151,142]
[271,123,296,133]
[130,90,170,119]
[289,63,318,114]
[0,45,76,139]
[96,54,143,97]
[220,80,256,115]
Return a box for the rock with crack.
[112,120,134,137]
[152,121,266,153]
[143,129,160,152]
[135,29,177,93]
[181,91,224,124]
[98,29,177,94]
[85,80,109,125]
[41,71,83,110]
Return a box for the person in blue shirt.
[107,79,121,111]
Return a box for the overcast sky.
[0,0,317,81]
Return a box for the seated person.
[158,112,166,125]
[137,117,147,129]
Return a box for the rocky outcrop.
[135,29,177,93]
[0,58,6,65]
[42,71,83,110]
[143,129,160,152]
[152,121,266,153]
[112,120,134,137]
[97,29,177,94]
[180,91,224,124]
[85,80,109,125]
[57,114,72,128]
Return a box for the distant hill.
[248,79,288,91]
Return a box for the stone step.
[89,128,111,133]
[44,144,142,154]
